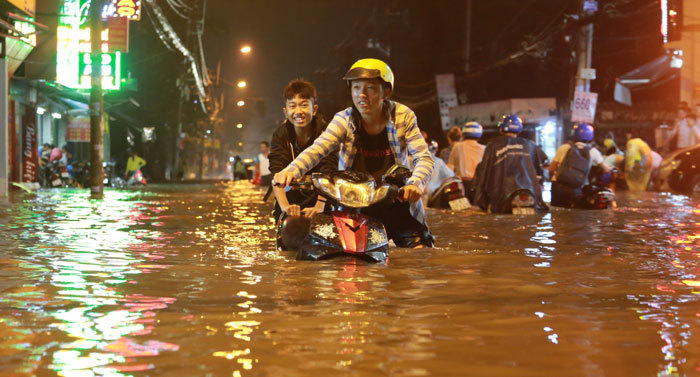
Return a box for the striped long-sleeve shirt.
[281,101,435,225]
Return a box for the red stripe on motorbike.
[332,213,369,254]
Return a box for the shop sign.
[22,106,38,182]
[109,0,141,20]
[107,17,129,52]
[8,0,36,17]
[571,91,598,123]
[67,116,91,142]
[57,0,124,90]
[435,73,459,130]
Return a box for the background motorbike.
[503,189,539,215]
[40,161,69,188]
[426,177,469,210]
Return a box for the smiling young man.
[273,59,435,248]
[269,79,338,221]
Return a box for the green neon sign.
[57,0,123,90]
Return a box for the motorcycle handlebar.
[273,175,313,190]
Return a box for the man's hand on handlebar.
[401,184,422,203]
[301,199,325,218]
[282,204,301,217]
[273,171,297,187]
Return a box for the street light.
[236,123,243,129]
[240,45,251,54]
[237,80,247,88]
[236,100,245,107]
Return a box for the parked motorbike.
[40,161,69,188]
[71,160,90,188]
[276,165,410,263]
[426,177,470,210]
[103,161,122,187]
[102,162,147,188]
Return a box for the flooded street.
[1,182,699,377]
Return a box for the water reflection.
[4,184,700,376]
[1,189,179,376]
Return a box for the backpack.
[556,142,592,188]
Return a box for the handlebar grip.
[386,185,403,200]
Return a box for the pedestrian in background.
[255,141,272,187]
[664,104,699,152]
[439,126,462,162]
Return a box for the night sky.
[128,0,666,157]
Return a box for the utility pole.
[465,0,472,73]
[173,17,193,182]
[89,0,104,199]
[0,38,7,200]
[574,0,595,94]
[197,0,205,180]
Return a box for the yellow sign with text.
[8,0,35,17]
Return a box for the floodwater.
[0,182,699,377]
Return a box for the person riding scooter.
[447,121,485,202]
[548,123,612,208]
[273,58,435,248]
[472,114,548,214]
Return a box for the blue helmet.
[498,114,523,134]
[572,122,594,142]
[462,121,483,139]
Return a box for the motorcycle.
[426,177,470,210]
[579,185,615,209]
[127,168,148,186]
[276,165,410,263]
[503,188,539,215]
[40,161,70,188]
[550,182,615,210]
[71,160,90,188]
[103,161,123,187]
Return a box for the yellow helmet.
[342,58,394,90]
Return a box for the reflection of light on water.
[524,213,555,265]
[224,320,261,341]
[634,206,700,377]
[196,181,279,264]
[4,189,180,376]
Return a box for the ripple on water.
[0,185,699,376]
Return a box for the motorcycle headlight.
[336,178,375,207]
[313,175,337,199]
[313,176,392,208]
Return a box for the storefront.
[448,97,561,159]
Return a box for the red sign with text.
[111,0,141,21]
[22,105,38,183]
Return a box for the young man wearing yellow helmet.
[274,58,435,248]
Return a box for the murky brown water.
[0,182,699,377]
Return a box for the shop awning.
[614,55,681,106]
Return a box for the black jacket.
[473,135,548,213]
[269,117,338,176]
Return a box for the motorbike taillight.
[446,182,464,201]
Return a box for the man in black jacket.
[269,79,338,220]
[472,114,547,214]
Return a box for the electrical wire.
[144,5,176,51]
[165,0,189,19]
[143,0,208,113]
